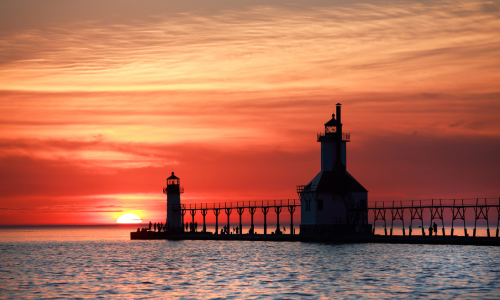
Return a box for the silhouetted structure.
[131,105,500,246]
[297,103,369,236]
[371,198,500,238]
[163,172,184,233]
[172,199,300,235]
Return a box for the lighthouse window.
[318,199,323,211]
[326,126,337,133]
[306,200,311,211]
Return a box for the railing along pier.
[369,198,500,237]
[173,199,300,235]
[169,198,500,238]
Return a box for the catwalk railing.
[168,197,500,238]
[173,199,300,235]
[369,198,500,237]
[317,132,350,142]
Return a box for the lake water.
[1,226,499,299]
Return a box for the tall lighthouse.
[163,172,183,233]
[298,103,369,236]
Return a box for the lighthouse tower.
[163,172,183,233]
[298,103,369,236]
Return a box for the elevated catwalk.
[143,107,499,246]
[131,197,500,246]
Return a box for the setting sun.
[117,213,142,224]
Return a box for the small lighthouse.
[163,172,184,233]
[298,103,369,236]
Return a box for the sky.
[0,0,499,225]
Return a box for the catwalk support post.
[213,204,221,234]
[262,202,269,235]
[275,201,282,234]
[288,199,295,235]
[249,205,256,234]
[225,202,232,234]
[237,206,244,235]
[201,207,208,233]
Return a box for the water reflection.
[0,227,499,299]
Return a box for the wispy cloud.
[0,0,499,224]
[0,1,499,93]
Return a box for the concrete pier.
[130,231,500,246]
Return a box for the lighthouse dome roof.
[324,114,337,126]
[167,172,179,180]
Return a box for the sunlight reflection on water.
[0,227,499,299]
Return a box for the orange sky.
[1,0,499,224]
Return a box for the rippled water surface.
[1,226,499,299]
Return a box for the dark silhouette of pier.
[370,198,500,238]
[174,199,300,235]
[132,107,499,246]
[131,197,500,246]
[172,197,500,238]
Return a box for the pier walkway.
[131,197,500,246]
[369,198,500,238]
[173,199,300,235]
[130,231,500,246]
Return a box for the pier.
[174,199,299,235]
[369,198,500,238]
[131,197,500,246]
[132,108,499,246]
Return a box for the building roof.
[167,172,179,180]
[324,114,337,126]
[304,169,368,193]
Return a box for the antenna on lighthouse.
[335,103,344,170]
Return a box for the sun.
[117,213,142,224]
